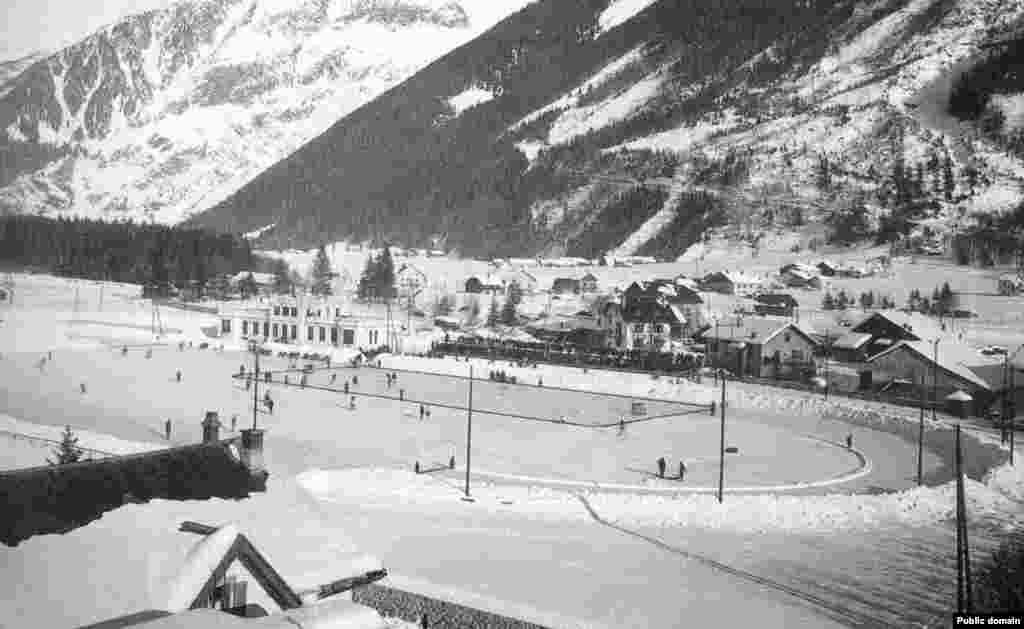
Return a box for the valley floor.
[0,274,1021,629]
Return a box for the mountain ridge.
[0,0,534,223]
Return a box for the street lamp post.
[463,364,475,501]
[932,338,940,422]
[718,369,726,503]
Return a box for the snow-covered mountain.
[0,0,535,222]
[189,0,1024,258]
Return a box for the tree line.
[0,214,260,285]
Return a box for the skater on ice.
[231,414,238,432]
[165,419,172,440]
[349,395,356,410]
[678,461,687,481]
[176,370,182,383]
[845,433,853,449]
[657,457,666,479]
[419,405,425,421]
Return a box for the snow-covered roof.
[851,311,944,342]
[701,317,814,345]
[869,340,1001,390]
[833,332,872,350]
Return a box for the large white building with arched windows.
[218,295,409,352]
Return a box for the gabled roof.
[850,311,944,342]
[700,317,817,345]
[868,340,1001,390]
[581,272,598,281]
[755,293,798,307]
[833,332,872,350]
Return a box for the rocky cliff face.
[0,0,531,222]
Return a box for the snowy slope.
[504,0,1024,254]
[0,0,536,224]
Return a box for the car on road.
[980,346,1008,356]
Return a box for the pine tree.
[434,294,453,316]
[375,246,396,300]
[839,290,852,310]
[466,297,481,325]
[311,244,333,296]
[358,253,378,301]
[271,258,292,294]
[487,296,500,327]
[943,154,956,201]
[822,291,835,310]
[501,294,518,325]
[859,291,874,310]
[239,272,258,299]
[48,425,83,465]
[907,288,921,311]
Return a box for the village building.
[998,273,1024,296]
[598,280,705,350]
[700,317,818,379]
[230,272,275,296]
[816,261,839,277]
[463,276,503,295]
[780,267,822,289]
[551,277,582,295]
[866,340,1002,413]
[580,272,599,293]
[218,296,396,351]
[699,271,763,295]
[493,268,539,294]
[395,263,428,297]
[753,293,798,317]
[844,311,944,358]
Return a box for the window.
[633,323,645,334]
[273,306,280,316]
[335,308,341,318]
[242,320,249,335]
[784,333,791,342]
[307,326,314,341]
[291,307,298,317]
[272,323,279,338]
[343,329,355,345]
[221,319,231,333]
[290,324,297,339]
[262,322,269,337]
[791,349,804,362]
[319,327,326,342]
[331,328,338,344]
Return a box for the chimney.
[239,428,265,473]
[202,411,221,444]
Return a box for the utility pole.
[932,339,940,422]
[917,382,925,486]
[718,370,726,503]
[463,365,474,501]
[954,423,973,614]
[251,342,260,431]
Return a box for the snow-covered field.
[1,273,1022,628]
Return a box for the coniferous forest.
[0,215,261,286]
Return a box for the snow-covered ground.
[1,273,1022,629]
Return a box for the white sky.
[1,0,174,60]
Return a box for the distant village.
[131,247,1017,422]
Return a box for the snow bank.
[298,465,1021,534]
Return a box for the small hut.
[945,390,973,419]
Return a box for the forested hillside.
[191,0,865,257]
